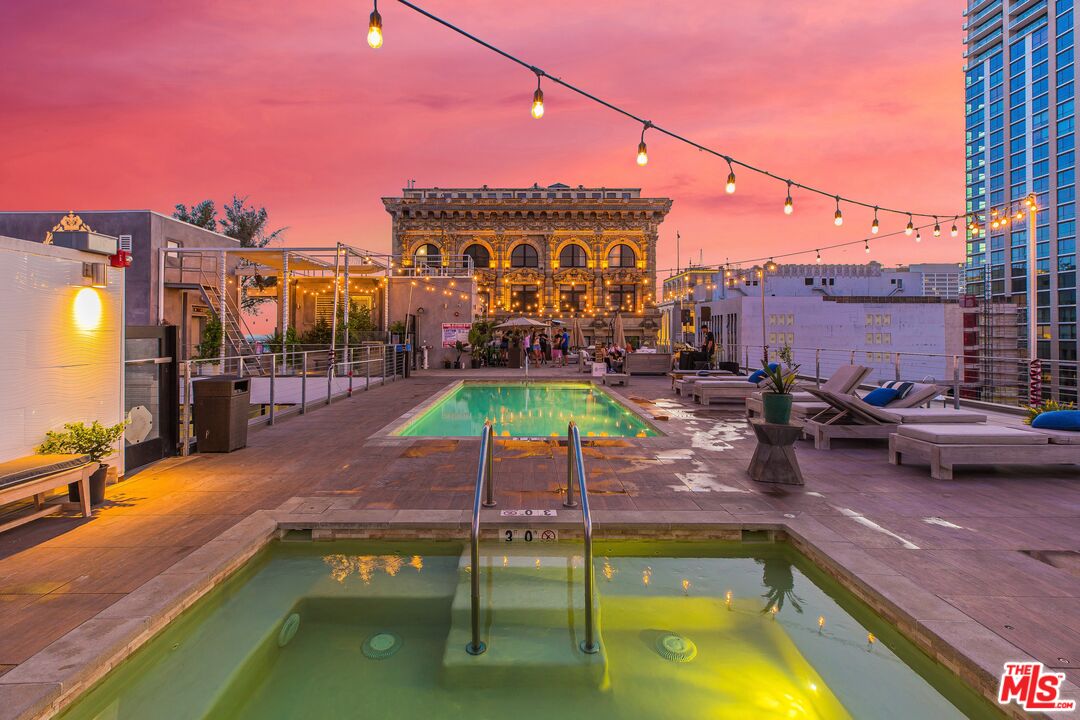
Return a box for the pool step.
[441,545,608,688]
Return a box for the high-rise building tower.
[964,0,1077,401]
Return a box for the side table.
[747,419,804,485]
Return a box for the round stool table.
[747,419,804,485]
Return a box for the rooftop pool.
[394,381,658,438]
[58,540,1001,719]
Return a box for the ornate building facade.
[382,184,672,346]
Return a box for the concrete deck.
[0,366,1078,717]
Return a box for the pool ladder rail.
[467,420,599,656]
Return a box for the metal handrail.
[467,421,496,656]
[566,421,599,654]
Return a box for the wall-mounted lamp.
[82,262,108,288]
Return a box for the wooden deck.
[0,366,1078,701]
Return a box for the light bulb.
[531,87,544,119]
[951,221,959,237]
[637,141,648,166]
[833,197,843,226]
[725,160,736,194]
[991,219,999,229]
[933,219,941,237]
[367,4,383,49]
[1001,215,1009,226]
[864,240,870,254]
[905,215,914,236]
[815,250,822,264]
[915,230,922,243]
[784,182,793,214]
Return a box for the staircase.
[198,275,263,375]
[441,543,608,688]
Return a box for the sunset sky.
[1,0,965,273]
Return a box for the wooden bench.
[0,454,93,532]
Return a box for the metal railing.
[179,343,403,455]
[396,254,476,278]
[467,421,496,656]
[565,421,599,654]
[709,342,1080,410]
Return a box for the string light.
[864,239,870,254]
[905,215,914,236]
[784,182,793,214]
[833,196,843,226]
[367,0,383,48]
[871,207,879,234]
[951,218,958,237]
[815,249,822,263]
[725,157,736,194]
[530,72,544,119]
[933,217,941,237]
[915,229,922,243]
[636,121,651,166]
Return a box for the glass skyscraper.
[965,0,1078,401]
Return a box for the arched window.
[463,244,491,269]
[607,244,637,268]
[414,243,441,267]
[558,244,588,268]
[510,244,539,268]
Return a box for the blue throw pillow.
[863,387,899,407]
[1031,410,1080,431]
[747,363,779,384]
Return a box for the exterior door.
[124,326,178,472]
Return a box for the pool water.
[396,382,657,438]
[59,541,1001,720]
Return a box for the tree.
[219,196,287,314]
[173,200,218,231]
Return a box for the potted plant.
[759,346,800,424]
[37,420,128,505]
[454,340,469,369]
[389,320,406,345]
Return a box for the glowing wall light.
[73,287,103,331]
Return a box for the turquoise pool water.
[396,382,657,438]
[59,540,1001,720]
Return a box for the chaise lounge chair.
[889,423,1080,479]
[674,371,746,396]
[801,386,988,449]
[745,364,872,420]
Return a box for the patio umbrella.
[495,317,548,329]
[612,313,627,349]
[570,317,586,349]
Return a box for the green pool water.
[59,540,1002,720]
[396,381,657,438]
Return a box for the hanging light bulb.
[725,158,737,194]
[1001,215,1009,227]
[991,218,1000,229]
[530,74,544,119]
[367,0,383,49]
[636,121,651,166]
[864,239,870,254]
[905,214,914,236]
[815,249,822,264]
[915,230,922,243]
[1015,210,1024,221]
[951,218,959,237]
[784,181,793,214]
[933,217,941,237]
[833,196,843,226]
[871,207,880,234]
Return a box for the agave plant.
[761,345,801,395]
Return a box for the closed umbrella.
[612,313,627,349]
[570,317,586,349]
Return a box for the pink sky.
[0,0,965,273]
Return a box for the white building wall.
[0,236,125,469]
[704,295,959,386]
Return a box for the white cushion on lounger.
[791,401,828,414]
[896,424,1048,445]
[888,408,988,424]
[1019,426,1080,444]
[695,379,762,388]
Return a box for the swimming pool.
[58,540,1001,719]
[395,381,658,438]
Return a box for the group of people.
[496,328,571,366]
[594,342,630,373]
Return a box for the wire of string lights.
[373,0,978,231]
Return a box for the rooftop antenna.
[676,230,681,274]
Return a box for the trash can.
[192,377,250,452]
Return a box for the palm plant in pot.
[37,420,128,505]
[759,346,800,424]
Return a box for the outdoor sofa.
[889,424,1080,480]
[801,386,987,449]
[623,352,673,375]
[745,364,871,420]
[0,454,93,532]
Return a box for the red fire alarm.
[109,250,132,268]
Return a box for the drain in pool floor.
[363,631,403,659]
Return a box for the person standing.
[560,328,570,366]
[702,327,717,368]
[539,332,550,365]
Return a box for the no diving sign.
[501,528,558,542]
